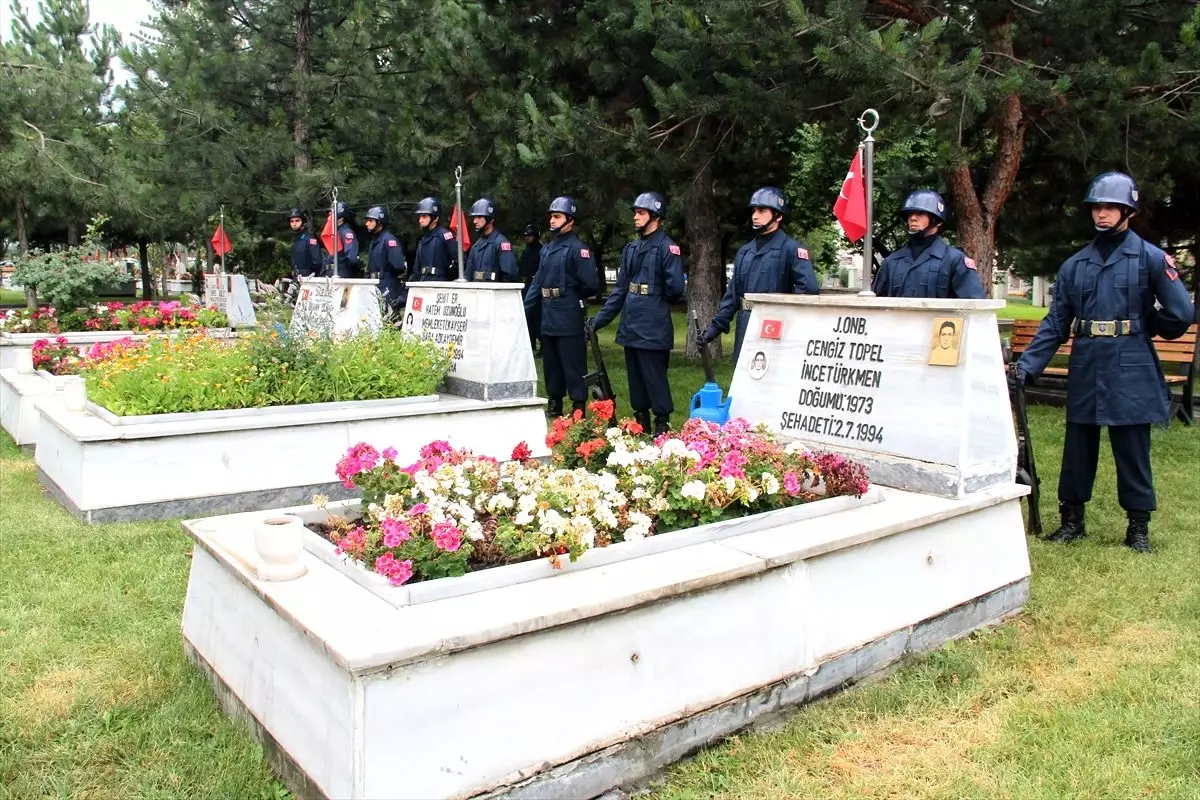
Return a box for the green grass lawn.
[3,308,1197,799]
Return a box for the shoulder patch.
[344,232,354,242]
[309,238,318,245]
[1165,254,1179,281]
[669,244,681,256]
[797,247,809,260]
[387,239,397,248]
[500,241,512,252]
[579,248,591,259]
[1165,253,1177,268]
[964,257,977,270]
[443,231,454,240]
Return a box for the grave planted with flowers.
[315,400,870,587]
[0,300,227,335]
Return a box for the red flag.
[833,148,868,242]
[448,204,472,252]
[320,214,342,255]
[210,224,233,256]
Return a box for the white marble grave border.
[181,480,1030,799]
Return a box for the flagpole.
[454,165,467,283]
[219,205,226,275]
[330,188,339,280]
[857,109,879,290]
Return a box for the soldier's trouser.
[1059,422,1156,512]
[624,347,673,417]
[543,334,587,406]
[527,297,542,350]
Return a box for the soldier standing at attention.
[412,196,457,281]
[464,197,519,282]
[699,187,818,365]
[524,196,600,418]
[363,206,407,317]
[287,208,323,279]
[1012,172,1195,553]
[588,192,685,435]
[872,189,986,299]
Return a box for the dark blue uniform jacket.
[592,229,685,351]
[523,232,600,336]
[872,236,986,299]
[465,229,519,282]
[1017,231,1195,426]
[290,230,323,277]
[413,226,457,281]
[368,230,407,306]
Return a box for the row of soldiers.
[288,173,1194,554]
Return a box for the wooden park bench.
[1009,318,1197,425]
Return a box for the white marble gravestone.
[203,273,257,328]
[290,277,383,339]
[401,281,537,401]
[727,293,1016,498]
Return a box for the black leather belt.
[1074,319,1136,337]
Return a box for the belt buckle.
[1090,321,1114,337]
[474,271,485,280]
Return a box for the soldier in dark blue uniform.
[464,198,519,282]
[872,189,987,299]
[287,208,322,279]
[699,186,819,365]
[1012,172,1196,553]
[588,192,685,435]
[411,196,458,282]
[364,206,407,317]
[523,196,600,418]
[322,202,361,278]
[521,224,543,356]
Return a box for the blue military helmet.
[287,207,305,222]
[332,201,351,219]
[748,186,787,214]
[631,191,667,218]
[548,196,578,217]
[1084,172,1139,211]
[414,197,441,216]
[900,189,947,223]
[365,205,388,225]
[470,197,496,219]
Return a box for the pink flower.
[719,451,747,480]
[381,517,412,548]
[158,300,181,312]
[432,520,463,552]
[783,471,801,496]
[382,447,398,461]
[408,503,429,517]
[387,559,414,586]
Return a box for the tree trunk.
[139,239,153,300]
[66,221,79,246]
[291,0,312,174]
[683,153,723,360]
[17,194,37,309]
[945,23,1028,294]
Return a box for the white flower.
[745,486,760,503]
[761,473,781,496]
[625,512,653,541]
[680,480,707,501]
[607,449,636,468]
[487,493,514,513]
[632,487,650,500]
[518,493,538,514]
[723,476,737,493]
[514,510,534,526]
[466,521,484,541]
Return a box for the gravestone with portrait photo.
[727,293,1016,498]
[290,277,383,338]
[401,281,537,401]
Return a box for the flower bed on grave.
[69,327,451,415]
[314,400,870,587]
[0,300,227,334]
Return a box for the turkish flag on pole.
[833,148,868,243]
[210,224,232,256]
[448,204,472,252]
[320,214,342,255]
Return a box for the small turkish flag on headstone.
[761,319,783,339]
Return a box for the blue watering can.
[689,312,732,424]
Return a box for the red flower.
[511,441,532,461]
[619,418,644,435]
[572,409,584,422]
[589,399,615,421]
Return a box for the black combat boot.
[652,414,670,436]
[546,399,563,420]
[1045,502,1086,543]
[634,410,651,434]
[1124,512,1151,554]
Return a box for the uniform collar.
[1081,230,1141,265]
[753,228,786,251]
